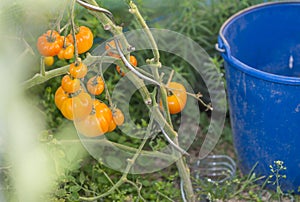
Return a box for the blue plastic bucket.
[218,2,300,192]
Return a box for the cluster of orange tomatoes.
[54,61,124,137]
[37,26,93,66]
[37,27,125,137]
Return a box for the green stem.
[40,56,46,76]
[129,1,160,64]
[22,55,115,89]
[70,0,80,64]
[83,0,123,36]
[54,0,68,32]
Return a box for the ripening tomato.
[55,87,93,120]
[112,108,124,126]
[54,86,68,110]
[107,119,117,132]
[75,112,108,137]
[67,26,93,54]
[87,76,104,95]
[115,55,137,76]
[161,82,187,114]
[44,56,54,66]
[75,100,112,137]
[37,30,63,56]
[105,40,122,58]
[61,75,81,93]
[58,37,74,60]
[93,100,113,124]
[129,55,137,67]
[69,62,87,79]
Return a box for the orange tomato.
[67,26,93,54]
[58,37,74,60]
[161,82,187,114]
[54,86,68,110]
[107,119,117,132]
[69,62,88,79]
[37,30,63,56]
[94,100,113,124]
[44,56,54,66]
[75,112,109,137]
[76,100,112,137]
[61,75,81,93]
[87,76,104,95]
[112,108,124,126]
[55,88,93,120]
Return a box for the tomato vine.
[21,0,214,201]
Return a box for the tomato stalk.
[23,54,115,89]
[70,0,80,65]
[96,61,114,107]
[129,2,160,65]
[52,0,68,33]
[129,1,195,201]
[40,56,46,76]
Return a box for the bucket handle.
[215,43,225,53]
[216,35,231,58]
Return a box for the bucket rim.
[219,1,300,85]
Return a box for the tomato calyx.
[69,61,88,79]
[45,30,58,43]
[90,76,100,86]
[87,76,105,95]
[67,88,82,98]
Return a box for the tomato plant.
[22,1,215,201]
[87,76,105,95]
[69,62,88,79]
[37,30,63,56]
[61,74,81,93]
[67,26,94,54]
